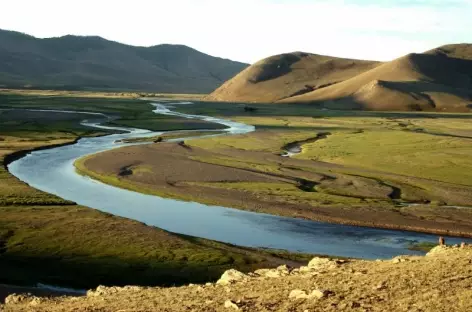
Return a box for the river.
[7,101,469,259]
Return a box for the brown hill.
[204,52,380,102]
[281,45,472,111]
[207,44,472,112]
[0,29,248,93]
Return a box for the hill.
[207,44,472,112]
[0,29,247,93]
[3,245,472,311]
[282,44,472,111]
[205,52,380,102]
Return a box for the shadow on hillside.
[248,53,308,83]
[0,253,228,291]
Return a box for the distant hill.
[0,29,248,93]
[207,44,472,112]
[205,52,379,102]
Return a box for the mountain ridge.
[0,29,248,93]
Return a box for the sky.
[1,0,471,63]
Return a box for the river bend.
[7,102,468,259]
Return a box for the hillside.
[205,52,380,102]
[0,29,247,93]
[207,44,472,112]
[3,245,472,311]
[282,44,472,111]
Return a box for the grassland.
[0,94,316,292]
[78,101,472,236]
[0,92,224,132]
[0,88,205,100]
[118,130,227,144]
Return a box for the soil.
[3,245,472,311]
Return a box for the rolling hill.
[205,52,380,103]
[207,44,472,112]
[0,29,248,93]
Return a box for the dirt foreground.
[3,245,472,311]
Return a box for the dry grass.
[5,246,472,312]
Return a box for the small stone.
[29,297,41,306]
[310,289,334,299]
[224,300,240,310]
[308,257,336,270]
[5,294,31,305]
[217,269,248,285]
[373,281,387,291]
[289,289,309,299]
[310,289,326,299]
[392,257,406,264]
[299,266,313,273]
[277,264,291,272]
[206,282,212,287]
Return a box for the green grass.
[120,130,227,143]
[0,94,325,289]
[187,181,372,207]
[297,130,472,186]
[0,206,306,288]
[408,242,437,252]
[0,94,224,133]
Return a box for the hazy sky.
[1,0,471,63]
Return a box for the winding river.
[7,102,469,259]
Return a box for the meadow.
[77,100,472,236]
[0,93,314,289]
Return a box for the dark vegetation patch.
[0,207,292,288]
[282,132,331,154]
[408,241,437,252]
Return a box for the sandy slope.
[207,44,472,112]
[205,52,379,103]
[3,245,472,311]
[282,48,472,111]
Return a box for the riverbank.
[76,138,472,238]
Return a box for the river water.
[7,102,469,259]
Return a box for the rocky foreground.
[2,246,472,312]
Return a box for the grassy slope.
[0,94,312,289]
